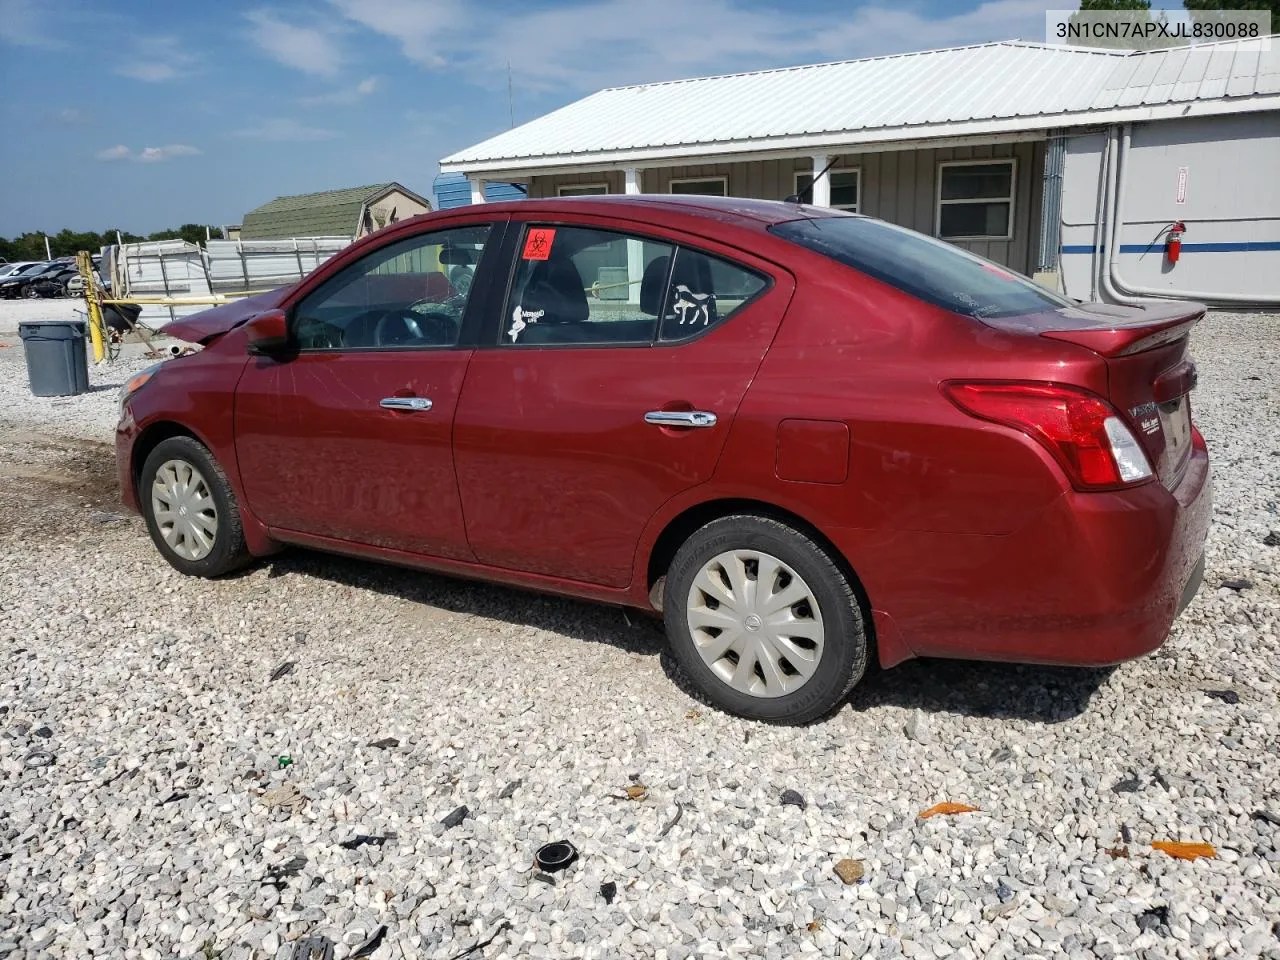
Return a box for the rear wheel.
[140,436,250,577]
[664,515,867,724]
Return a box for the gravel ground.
[1,302,1278,960]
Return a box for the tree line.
[0,225,226,262]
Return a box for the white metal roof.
[441,38,1280,174]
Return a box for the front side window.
[291,224,490,350]
[670,177,727,196]
[795,170,860,211]
[936,160,1015,240]
[770,215,1068,320]
[503,226,673,345]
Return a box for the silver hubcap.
[150,459,218,561]
[686,549,825,698]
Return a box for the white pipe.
[1089,128,1110,302]
[1103,123,1280,306]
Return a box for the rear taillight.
[943,382,1154,491]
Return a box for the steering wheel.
[373,308,457,346]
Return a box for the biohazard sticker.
[522,228,556,260]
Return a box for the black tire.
[139,436,251,578]
[664,514,867,724]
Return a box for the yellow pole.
[76,251,106,364]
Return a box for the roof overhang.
[441,95,1280,178]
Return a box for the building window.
[936,159,1016,240]
[669,177,727,196]
[557,184,608,197]
[794,169,860,211]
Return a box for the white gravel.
[1,301,1278,960]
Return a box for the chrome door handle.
[379,397,432,412]
[644,410,717,428]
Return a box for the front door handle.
[380,397,432,412]
[644,410,717,428]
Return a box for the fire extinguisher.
[1165,220,1185,265]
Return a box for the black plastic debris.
[157,791,189,806]
[780,789,807,810]
[270,661,296,681]
[1204,689,1240,705]
[292,935,334,960]
[1121,824,1133,844]
[368,737,399,749]
[264,854,308,888]
[351,924,386,958]
[535,841,578,873]
[1112,772,1141,794]
[1252,810,1280,827]
[600,881,617,905]
[533,872,556,886]
[996,881,1014,903]
[990,747,1014,763]
[294,631,308,644]
[1137,905,1169,934]
[1220,578,1252,592]
[441,805,470,829]
[498,779,522,800]
[1263,531,1280,547]
[32,726,52,739]
[339,833,396,850]
[657,801,684,840]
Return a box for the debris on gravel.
[1,305,1278,958]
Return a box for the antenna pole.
[507,62,515,128]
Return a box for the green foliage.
[0,225,221,262]
[1184,0,1279,25]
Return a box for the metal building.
[440,37,1280,305]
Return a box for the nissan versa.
[116,196,1211,723]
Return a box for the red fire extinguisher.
[1165,220,1185,265]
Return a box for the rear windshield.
[769,216,1071,320]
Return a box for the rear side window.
[658,247,767,343]
[769,216,1069,320]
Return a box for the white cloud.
[326,0,462,67]
[0,0,63,48]
[233,118,337,142]
[96,145,132,162]
[96,144,201,162]
[114,35,198,82]
[299,75,379,106]
[245,9,343,76]
[326,0,1048,94]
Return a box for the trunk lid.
[982,300,1204,488]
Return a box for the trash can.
[17,320,90,397]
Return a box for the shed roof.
[240,183,401,240]
[441,38,1280,174]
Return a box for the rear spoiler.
[1040,303,1205,358]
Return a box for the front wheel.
[139,436,251,577]
[664,515,868,724]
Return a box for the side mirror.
[245,309,289,355]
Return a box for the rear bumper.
[841,437,1212,668]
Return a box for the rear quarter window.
[769,216,1070,320]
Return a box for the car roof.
[452,194,854,228]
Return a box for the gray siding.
[529,140,1045,273]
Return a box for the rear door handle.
[644,410,717,428]
[380,397,432,412]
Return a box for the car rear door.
[233,218,505,559]
[452,217,794,588]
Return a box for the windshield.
[769,215,1070,320]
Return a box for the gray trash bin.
[18,320,90,397]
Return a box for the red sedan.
[116,197,1210,723]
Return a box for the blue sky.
[0,0,1057,234]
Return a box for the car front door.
[453,219,794,587]
[234,220,501,560]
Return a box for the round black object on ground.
[535,841,578,873]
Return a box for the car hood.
[163,285,296,345]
